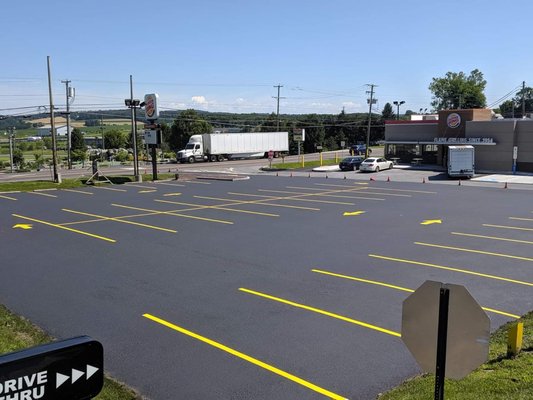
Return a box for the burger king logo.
[447,113,461,129]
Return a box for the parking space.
[1,175,532,399]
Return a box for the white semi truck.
[447,145,475,178]
[177,132,289,163]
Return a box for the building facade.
[384,109,533,173]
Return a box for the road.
[1,174,532,399]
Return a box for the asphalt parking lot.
[1,175,532,399]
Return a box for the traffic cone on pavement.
[458,179,461,186]
[370,177,375,181]
[504,182,508,189]
[387,176,390,182]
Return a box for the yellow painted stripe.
[111,203,233,225]
[142,313,348,400]
[12,214,116,243]
[311,269,519,319]
[257,189,355,205]
[156,182,186,187]
[354,190,411,197]
[239,288,401,337]
[284,187,385,201]
[29,191,57,198]
[311,269,414,293]
[360,187,436,194]
[200,194,320,211]
[139,189,157,193]
[314,183,369,187]
[483,224,533,232]
[0,194,17,201]
[62,189,94,195]
[162,192,182,197]
[509,217,533,222]
[62,209,177,233]
[155,199,279,217]
[127,184,158,189]
[369,254,533,287]
[415,242,533,262]
[451,232,533,246]
[187,180,211,185]
[93,186,127,192]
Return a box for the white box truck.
[177,132,289,163]
[448,145,475,178]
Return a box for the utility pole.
[365,84,377,159]
[272,84,285,131]
[47,56,60,183]
[8,127,15,173]
[61,79,72,169]
[521,81,526,118]
[126,75,141,182]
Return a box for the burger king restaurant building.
[384,109,533,173]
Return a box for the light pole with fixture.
[393,101,405,120]
[125,75,141,182]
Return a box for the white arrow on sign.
[72,368,84,383]
[56,372,69,388]
[87,365,99,379]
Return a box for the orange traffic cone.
[344,175,346,180]
[504,182,508,189]
[370,177,375,181]
[458,179,461,186]
[387,176,390,182]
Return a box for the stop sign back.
[402,281,490,380]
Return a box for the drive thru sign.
[402,281,489,398]
[0,336,103,400]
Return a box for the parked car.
[359,157,394,172]
[339,156,364,171]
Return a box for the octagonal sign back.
[401,280,490,380]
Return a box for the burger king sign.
[447,113,461,129]
[144,93,160,120]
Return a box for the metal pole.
[273,84,284,131]
[365,84,376,159]
[434,287,450,400]
[47,56,60,183]
[62,79,72,169]
[9,128,14,173]
[130,75,140,181]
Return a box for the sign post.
[402,281,490,399]
[0,336,104,400]
[144,93,161,181]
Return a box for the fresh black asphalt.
[1,175,532,399]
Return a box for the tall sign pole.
[47,56,60,183]
[130,75,140,182]
[144,93,161,181]
[365,84,377,160]
[62,80,72,169]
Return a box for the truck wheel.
[188,156,195,163]
[209,155,217,162]
[217,155,224,162]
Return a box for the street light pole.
[47,56,60,183]
[393,101,405,120]
[8,127,15,173]
[125,75,141,182]
[365,84,377,159]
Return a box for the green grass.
[270,159,339,170]
[379,311,533,399]
[0,304,141,399]
[0,174,177,192]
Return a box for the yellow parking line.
[285,187,385,201]
[314,183,369,187]
[355,189,411,197]
[451,232,533,246]
[415,242,533,262]
[143,313,347,400]
[239,288,401,337]
[311,269,520,319]
[187,180,211,184]
[12,213,116,243]
[127,184,158,190]
[156,182,186,187]
[369,254,533,287]
[360,187,436,194]
[256,190,355,205]
[483,224,533,232]
[509,217,533,222]
[155,199,279,217]
[62,209,177,233]
[0,194,17,201]
[200,194,321,211]
[93,186,127,192]
[28,191,57,198]
[62,189,94,195]
[111,203,233,225]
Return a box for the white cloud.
[191,96,208,105]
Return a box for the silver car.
[359,157,394,172]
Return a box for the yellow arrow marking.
[343,211,365,216]
[421,219,442,225]
[13,224,33,230]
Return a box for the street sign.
[144,129,161,145]
[144,93,159,120]
[402,281,489,380]
[0,336,104,400]
[293,128,305,142]
[268,150,274,160]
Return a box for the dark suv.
[339,156,364,171]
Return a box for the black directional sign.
[0,336,103,400]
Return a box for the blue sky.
[1,0,532,117]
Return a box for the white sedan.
[359,157,394,172]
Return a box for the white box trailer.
[448,145,475,178]
[177,132,289,163]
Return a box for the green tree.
[169,109,212,151]
[381,103,395,120]
[12,148,24,167]
[498,86,533,118]
[429,69,487,110]
[104,128,126,149]
[71,128,86,151]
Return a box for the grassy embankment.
[379,312,533,399]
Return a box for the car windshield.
[363,158,377,163]
[185,144,195,149]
